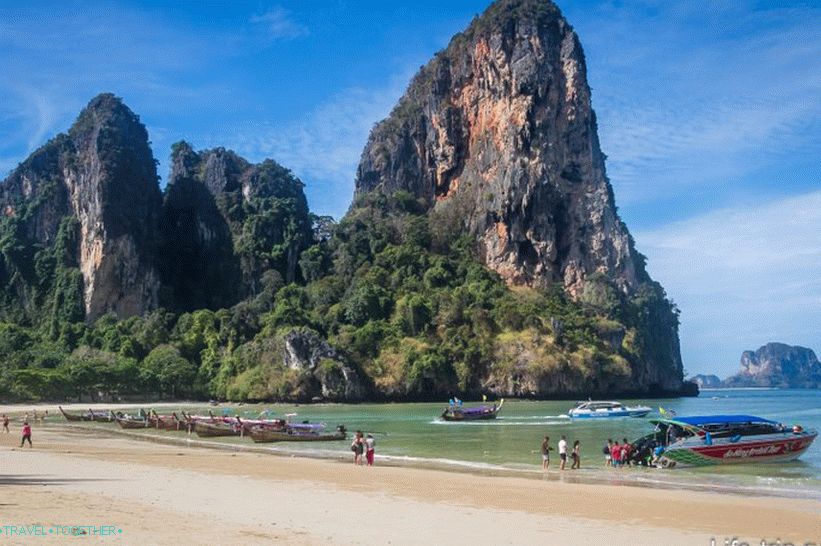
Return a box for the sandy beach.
[0,410,818,545]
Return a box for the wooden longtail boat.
[192,420,240,437]
[440,399,504,422]
[114,413,149,429]
[59,406,92,422]
[149,411,186,431]
[247,425,347,443]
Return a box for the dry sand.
[1,425,818,546]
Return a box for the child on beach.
[571,440,581,469]
[20,421,32,448]
[365,434,375,466]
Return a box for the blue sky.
[1,0,819,377]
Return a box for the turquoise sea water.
[79,389,821,499]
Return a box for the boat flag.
[482,394,487,402]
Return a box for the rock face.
[356,0,641,295]
[690,374,722,389]
[723,343,820,389]
[0,93,161,322]
[354,0,684,393]
[160,142,313,311]
[283,329,366,401]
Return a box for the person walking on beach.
[558,435,568,470]
[20,421,32,448]
[540,436,553,471]
[2,414,9,433]
[571,440,581,469]
[365,434,375,466]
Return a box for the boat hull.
[661,431,817,467]
[569,409,650,419]
[441,400,503,422]
[115,418,149,429]
[192,421,239,437]
[248,429,346,443]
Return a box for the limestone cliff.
[354,0,684,392]
[356,0,641,295]
[723,343,820,389]
[0,93,161,323]
[160,142,313,311]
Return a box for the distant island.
[691,342,820,389]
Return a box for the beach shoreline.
[2,427,820,545]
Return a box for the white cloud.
[250,7,308,40]
[572,1,821,204]
[635,190,821,376]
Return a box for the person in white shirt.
[558,435,568,470]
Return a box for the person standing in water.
[351,431,364,465]
[558,435,568,470]
[540,436,553,471]
[365,434,375,466]
[603,439,613,467]
[571,440,581,469]
[20,421,32,448]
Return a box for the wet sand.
[0,424,818,545]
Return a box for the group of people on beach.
[2,413,32,448]
[351,430,375,466]
[539,435,580,470]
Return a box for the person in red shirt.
[611,441,621,467]
[20,421,32,448]
[621,438,632,466]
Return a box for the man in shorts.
[558,435,568,470]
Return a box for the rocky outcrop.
[0,93,161,322]
[355,0,642,296]
[353,0,684,394]
[690,374,722,389]
[723,343,820,389]
[160,142,313,310]
[283,329,366,401]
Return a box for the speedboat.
[640,414,817,467]
[567,400,651,419]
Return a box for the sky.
[0,0,819,377]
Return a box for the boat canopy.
[657,415,778,427]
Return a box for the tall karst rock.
[354,0,684,391]
[160,142,313,311]
[0,93,161,324]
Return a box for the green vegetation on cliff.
[0,189,683,402]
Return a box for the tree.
[141,345,196,399]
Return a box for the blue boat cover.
[674,415,777,426]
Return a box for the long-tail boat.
[114,412,149,429]
[149,410,187,431]
[192,420,240,437]
[59,406,92,421]
[248,424,347,443]
[440,399,504,422]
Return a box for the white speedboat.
[567,400,651,419]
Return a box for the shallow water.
[73,389,821,499]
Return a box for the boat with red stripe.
[636,414,817,467]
